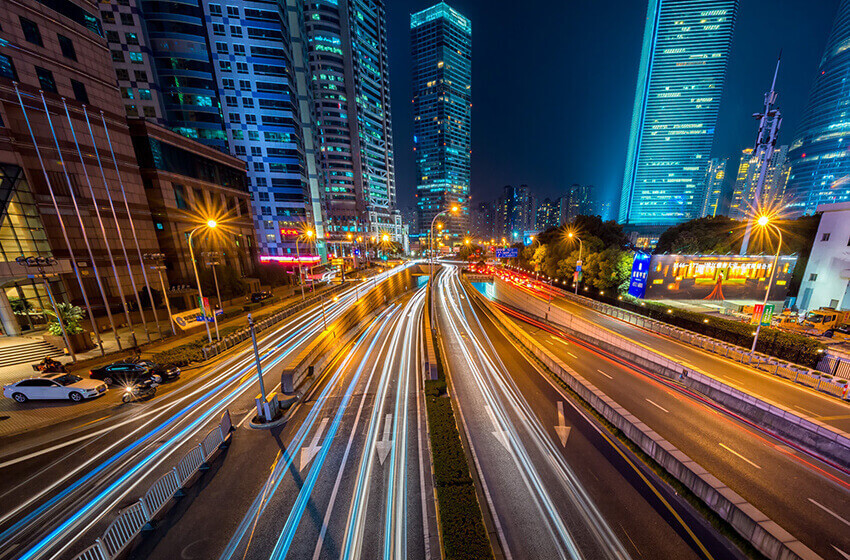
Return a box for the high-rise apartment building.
[729,146,789,219]
[619,0,738,227]
[701,157,728,217]
[471,201,495,241]
[412,2,472,243]
[565,183,594,220]
[304,0,400,243]
[535,198,560,231]
[495,185,536,241]
[785,0,850,216]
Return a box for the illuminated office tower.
[785,0,850,215]
[729,145,789,219]
[412,2,472,242]
[701,157,728,216]
[304,0,401,243]
[619,0,738,226]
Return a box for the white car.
[3,373,108,403]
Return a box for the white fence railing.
[70,411,232,560]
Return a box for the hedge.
[590,294,826,368]
[424,379,492,559]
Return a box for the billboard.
[627,252,651,299]
[641,254,796,301]
[495,248,519,258]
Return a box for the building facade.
[797,202,850,311]
[412,2,472,244]
[495,185,536,242]
[0,0,162,341]
[729,145,789,219]
[304,0,400,244]
[701,157,728,217]
[535,197,560,231]
[619,0,738,227]
[471,200,494,241]
[565,183,594,221]
[785,0,850,216]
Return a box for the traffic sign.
[331,258,343,266]
[495,248,518,258]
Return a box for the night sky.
[386,0,840,216]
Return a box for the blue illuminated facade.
[619,0,738,227]
[411,2,471,242]
[785,0,850,216]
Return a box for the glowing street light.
[751,215,782,354]
[188,219,217,344]
[567,231,583,295]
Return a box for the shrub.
[151,344,203,367]
[436,485,492,560]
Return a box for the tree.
[458,243,483,260]
[654,216,741,254]
[44,303,85,335]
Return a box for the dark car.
[89,362,160,386]
[250,291,272,303]
[131,360,181,382]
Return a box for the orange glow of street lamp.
[206,219,217,229]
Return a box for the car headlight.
[124,386,133,393]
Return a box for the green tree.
[44,303,84,335]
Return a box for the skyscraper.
[701,157,728,217]
[471,201,495,241]
[565,183,594,220]
[495,185,536,241]
[619,0,738,227]
[535,198,560,231]
[785,0,850,216]
[304,1,401,243]
[729,145,789,219]
[412,2,472,243]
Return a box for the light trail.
[3,265,413,560]
[438,267,629,560]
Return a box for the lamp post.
[429,206,458,332]
[16,256,76,362]
[143,253,176,336]
[295,229,314,301]
[203,251,224,341]
[568,232,583,295]
[247,312,269,422]
[751,216,783,354]
[188,220,216,344]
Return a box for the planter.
[43,332,94,354]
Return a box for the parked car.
[250,291,272,303]
[4,373,107,403]
[130,359,180,382]
[89,362,161,386]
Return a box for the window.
[143,106,157,118]
[35,67,57,93]
[139,88,151,100]
[234,145,246,156]
[239,80,251,90]
[120,87,134,99]
[245,114,257,124]
[0,54,18,81]
[251,146,261,156]
[822,233,831,241]
[222,78,235,89]
[809,273,818,282]
[173,184,187,209]
[111,50,124,62]
[134,70,148,82]
[213,23,225,35]
[120,13,134,25]
[248,130,259,141]
[236,62,249,74]
[20,17,43,46]
[125,32,139,45]
[209,3,222,16]
[230,25,242,36]
[58,35,77,60]
[101,11,115,24]
[116,68,129,81]
[227,6,239,16]
[228,113,241,123]
[129,52,143,64]
[242,98,254,108]
[71,80,88,103]
[258,192,269,201]
[106,31,120,43]
[125,104,138,116]
[234,44,245,56]
[253,162,264,172]
[219,60,232,72]
[216,42,228,54]
[225,95,237,106]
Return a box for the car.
[89,362,161,386]
[131,360,180,382]
[250,291,272,303]
[4,373,107,403]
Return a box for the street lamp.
[295,228,314,301]
[188,220,216,344]
[143,253,176,335]
[568,231,583,295]
[202,251,224,341]
[429,206,459,331]
[751,215,783,354]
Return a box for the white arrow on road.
[485,405,510,451]
[555,401,571,446]
[300,417,329,471]
[375,413,393,465]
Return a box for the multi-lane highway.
[436,266,742,560]
[482,272,850,560]
[0,267,414,560]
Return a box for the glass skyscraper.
[619,0,738,227]
[304,0,401,243]
[785,0,850,216]
[411,2,471,243]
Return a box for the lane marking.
[375,413,393,465]
[299,417,329,471]
[554,401,571,446]
[833,545,850,560]
[645,399,670,414]
[596,369,613,380]
[566,351,578,359]
[809,498,850,528]
[793,405,819,418]
[484,405,510,452]
[718,443,761,469]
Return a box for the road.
[0,266,413,560]
[480,278,850,560]
[514,273,850,433]
[436,266,741,560]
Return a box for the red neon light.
[259,255,321,265]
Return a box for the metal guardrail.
[71,411,232,560]
[557,289,850,400]
[202,283,349,360]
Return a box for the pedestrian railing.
[70,410,232,560]
[202,283,349,360]
[556,289,850,401]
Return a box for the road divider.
[492,277,850,469]
[71,410,232,560]
[465,278,821,560]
